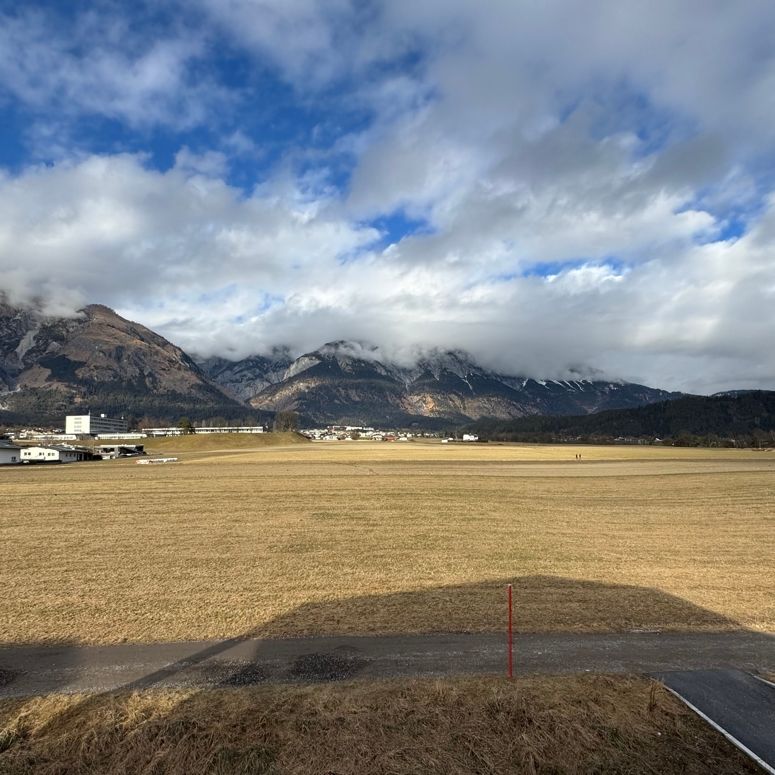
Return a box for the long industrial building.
[143,426,265,436]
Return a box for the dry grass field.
[140,431,309,453]
[0,676,759,774]
[1,438,773,645]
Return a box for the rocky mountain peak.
[413,348,484,381]
[0,299,241,423]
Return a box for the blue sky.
[1,0,775,392]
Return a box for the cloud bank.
[1,1,774,393]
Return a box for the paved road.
[1,631,773,697]
[656,669,775,773]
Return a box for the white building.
[143,426,265,437]
[26,434,78,442]
[0,441,21,465]
[462,434,479,442]
[66,413,128,436]
[21,445,91,463]
[95,433,147,440]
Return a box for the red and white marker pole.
[507,583,514,679]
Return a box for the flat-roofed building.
[0,440,21,465]
[65,413,128,436]
[95,433,146,440]
[143,426,265,436]
[21,445,92,463]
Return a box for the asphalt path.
[655,669,775,772]
[1,631,773,697]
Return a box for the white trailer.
[21,446,91,463]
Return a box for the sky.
[1,0,775,393]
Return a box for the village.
[0,412,484,467]
[300,426,479,443]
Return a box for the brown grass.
[135,431,308,454]
[0,676,759,774]
[1,443,773,644]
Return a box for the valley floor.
[1,440,773,645]
[2,439,772,772]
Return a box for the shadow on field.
[256,574,739,637]
[0,575,748,690]
[1,576,771,772]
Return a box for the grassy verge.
[140,431,309,453]
[0,676,758,775]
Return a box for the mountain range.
[197,342,680,427]
[0,298,682,427]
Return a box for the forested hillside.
[467,391,775,446]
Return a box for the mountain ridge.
[0,299,246,424]
[1,298,686,426]
[199,340,683,427]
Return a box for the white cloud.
[0,150,774,392]
[1,3,775,393]
[0,8,228,132]
[0,153,376,325]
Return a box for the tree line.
[465,391,775,447]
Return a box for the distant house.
[462,434,479,442]
[0,441,21,466]
[21,446,92,464]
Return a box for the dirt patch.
[0,669,19,688]
[287,648,369,682]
